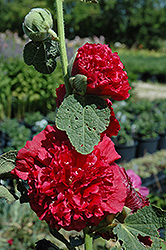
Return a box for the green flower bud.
[23,8,58,42]
[69,74,87,96]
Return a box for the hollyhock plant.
[1,2,165,249]
[71,42,131,101]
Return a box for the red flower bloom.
[55,85,120,137]
[11,125,127,231]
[71,43,131,101]
[7,239,13,246]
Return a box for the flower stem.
[55,0,72,96]
[83,228,93,250]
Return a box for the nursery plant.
[0,1,166,250]
[111,110,136,147]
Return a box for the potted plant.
[0,118,31,152]
[112,112,138,162]
[153,101,166,150]
[134,112,160,157]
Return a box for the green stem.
[55,0,72,96]
[83,228,93,250]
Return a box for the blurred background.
[0,0,166,249]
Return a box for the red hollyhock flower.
[71,43,131,101]
[55,84,121,137]
[11,125,127,231]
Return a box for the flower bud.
[69,74,87,96]
[23,8,58,41]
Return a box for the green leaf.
[23,39,60,74]
[0,185,17,204]
[113,205,166,249]
[55,94,110,154]
[161,242,166,250]
[0,150,17,179]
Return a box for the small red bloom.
[71,43,131,101]
[11,125,127,231]
[7,239,13,245]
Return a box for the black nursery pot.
[136,136,160,158]
[142,170,166,194]
[0,131,6,154]
[158,133,166,150]
[115,140,138,163]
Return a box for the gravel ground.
[132,81,166,100]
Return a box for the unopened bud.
[69,74,87,96]
[23,8,58,41]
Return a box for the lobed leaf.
[0,185,17,204]
[55,94,110,154]
[113,205,166,249]
[23,39,60,74]
[0,150,17,179]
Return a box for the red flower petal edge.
[71,42,131,101]
[56,84,66,108]
[11,125,126,231]
[119,167,150,212]
[102,99,121,137]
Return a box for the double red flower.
[71,42,131,101]
[11,125,149,232]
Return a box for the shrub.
[0,58,63,119]
[115,48,166,83]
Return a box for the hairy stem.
[55,0,72,95]
[83,228,93,250]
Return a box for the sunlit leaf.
[113,205,166,249]
[56,94,110,154]
[0,150,17,179]
[0,185,17,204]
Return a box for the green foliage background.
[0,0,166,49]
[0,58,63,120]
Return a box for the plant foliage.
[113,205,166,249]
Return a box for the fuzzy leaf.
[113,205,166,249]
[161,242,166,249]
[56,94,110,154]
[23,39,60,74]
[0,185,16,204]
[0,150,17,179]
